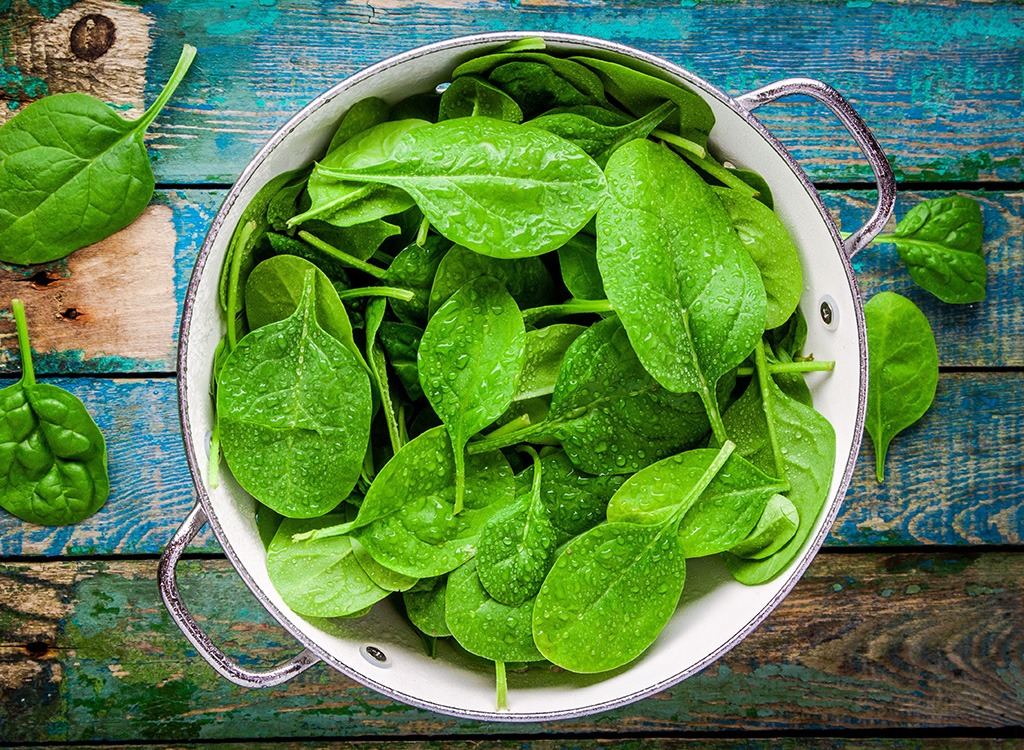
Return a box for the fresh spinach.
[727,494,799,560]
[863,292,938,482]
[438,75,524,123]
[378,321,424,401]
[0,45,196,264]
[512,324,586,401]
[0,300,109,525]
[365,298,404,455]
[428,244,556,317]
[327,97,391,153]
[556,232,606,301]
[403,576,451,637]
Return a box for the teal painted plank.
[1,553,1022,739]
[1,1,1020,183]
[0,371,1019,555]
[0,189,1017,375]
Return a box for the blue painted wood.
[0,371,1018,556]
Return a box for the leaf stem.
[668,440,735,527]
[133,44,197,134]
[11,300,35,387]
[298,231,387,279]
[467,421,548,455]
[522,298,613,326]
[651,128,707,158]
[208,421,221,489]
[676,149,759,198]
[496,660,508,711]
[453,431,467,516]
[336,286,416,302]
[755,340,788,486]
[415,216,431,246]
[699,385,729,446]
[735,360,835,377]
[293,519,357,543]
[224,220,255,350]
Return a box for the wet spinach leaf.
[727,493,799,560]
[0,300,109,525]
[384,235,450,324]
[513,324,586,402]
[378,321,424,401]
[556,231,605,301]
[428,244,556,318]
[403,576,451,637]
[365,298,404,455]
[438,75,524,122]
[327,96,391,153]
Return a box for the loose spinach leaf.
[572,56,715,146]
[317,117,607,259]
[419,277,526,512]
[513,324,586,402]
[218,272,372,517]
[403,576,451,637]
[296,218,401,263]
[454,53,606,106]
[267,514,389,617]
[863,292,938,482]
[388,92,441,123]
[727,493,799,560]
[0,45,196,264]
[0,300,109,525]
[476,449,558,606]
[438,75,524,123]
[714,186,802,329]
[727,167,774,209]
[872,195,986,304]
[266,166,313,232]
[428,244,556,318]
[598,139,766,441]
[378,321,424,401]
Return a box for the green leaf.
[878,196,986,304]
[327,96,391,154]
[438,75,524,123]
[0,300,109,525]
[384,235,450,324]
[218,272,373,517]
[863,292,938,482]
[428,244,556,318]
[512,324,586,402]
[556,231,606,301]
[533,451,627,544]
[727,494,799,560]
[318,118,607,259]
[403,576,451,637]
[0,45,196,264]
[378,321,424,401]
[419,276,526,512]
[365,298,404,455]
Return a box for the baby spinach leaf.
[265,166,313,232]
[350,536,418,592]
[296,218,401,263]
[529,100,675,168]
[446,559,544,663]
[294,119,429,228]
[727,493,799,560]
[727,167,774,209]
[864,292,938,482]
[0,300,109,525]
[454,53,606,106]
[428,244,556,318]
[872,195,986,304]
[245,255,353,344]
[384,235,450,324]
[265,232,352,286]
[378,321,424,401]
[317,117,607,259]
[533,443,735,673]
[218,272,372,517]
[598,139,766,441]
[403,576,451,637]
[267,515,389,617]
[0,45,196,265]
[556,232,606,301]
[256,503,284,549]
[419,277,526,513]
[438,75,524,123]
[606,448,786,557]
[714,186,802,329]
[327,96,391,153]
[365,298,404,455]
[572,56,715,146]
[388,92,441,123]
[513,324,586,402]
[476,448,558,606]
[534,451,627,543]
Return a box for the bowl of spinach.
[162,32,895,720]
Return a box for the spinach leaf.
[0,300,109,525]
[218,272,372,517]
[0,45,196,264]
[265,232,352,286]
[428,244,556,318]
[419,277,526,513]
[534,451,627,543]
[317,118,607,259]
[266,166,313,232]
[597,139,766,441]
[727,167,775,209]
[438,75,523,123]
[350,536,418,592]
[533,443,734,673]
[446,559,544,663]
[556,231,605,301]
[454,53,606,106]
[384,235,450,324]
[513,324,586,401]
[606,448,786,557]
[378,321,424,401]
[294,119,429,228]
[727,494,799,560]
[572,56,715,146]
[327,96,391,153]
[529,100,675,168]
[365,298,404,455]
[476,448,558,606]
[403,576,451,637]
[871,195,986,304]
[863,292,938,482]
[267,515,389,617]
[714,186,803,329]
[294,218,401,263]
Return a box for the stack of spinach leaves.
[209,39,839,709]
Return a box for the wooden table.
[1,0,1022,745]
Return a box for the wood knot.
[24,641,53,659]
[61,307,83,320]
[70,14,116,62]
[25,270,61,289]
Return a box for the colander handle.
[734,78,896,259]
[158,503,321,687]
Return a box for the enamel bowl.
[160,32,895,721]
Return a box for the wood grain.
[0,370,1020,555]
[0,190,1017,375]
[2,1,1021,183]
[1,552,1022,740]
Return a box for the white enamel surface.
[181,34,864,720]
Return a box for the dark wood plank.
[0,189,1017,376]
[9,741,1024,750]
[1,1,1021,184]
[0,367,1020,556]
[1,552,1022,740]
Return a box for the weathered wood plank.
[1,552,1022,740]
[0,370,1020,555]
[10,741,1024,750]
[0,189,1018,375]
[1,1,1021,183]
